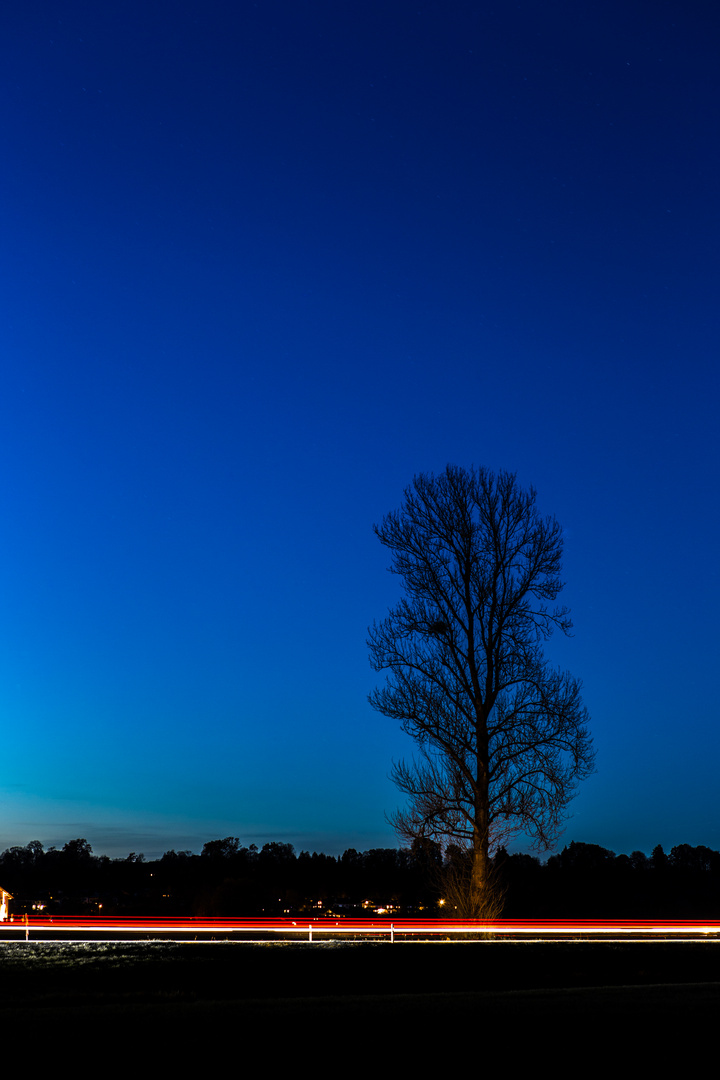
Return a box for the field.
[3,939,718,1064]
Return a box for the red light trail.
[2,917,720,941]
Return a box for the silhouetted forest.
[2,837,720,917]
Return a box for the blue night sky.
[0,1,717,859]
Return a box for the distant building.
[0,888,12,921]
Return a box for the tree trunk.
[470,752,497,918]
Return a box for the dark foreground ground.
[2,939,718,1064]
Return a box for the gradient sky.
[1,1,717,859]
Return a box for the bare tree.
[368,465,594,917]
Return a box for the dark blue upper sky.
[1,1,717,858]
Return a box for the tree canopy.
[368,464,595,915]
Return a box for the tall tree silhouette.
[369,465,594,916]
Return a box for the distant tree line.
[2,837,720,918]
[0,837,437,917]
